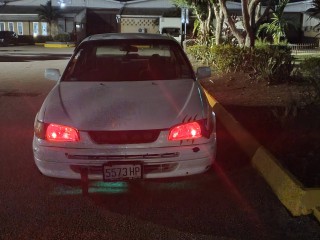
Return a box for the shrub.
[187,43,293,84]
[186,44,245,72]
[210,44,247,73]
[252,44,294,84]
[186,44,212,64]
[17,35,35,45]
[298,57,320,103]
[34,35,53,43]
[53,33,71,42]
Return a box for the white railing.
[288,43,320,53]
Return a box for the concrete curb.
[202,88,320,222]
[44,42,75,48]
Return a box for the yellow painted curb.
[314,206,320,222]
[202,88,217,107]
[203,89,260,158]
[44,43,75,48]
[252,147,308,216]
[302,190,320,222]
[202,87,320,221]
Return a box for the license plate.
[103,163,142,181]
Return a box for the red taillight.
[46,123,79,142]
[34,121,79,142]
[168,122,202,141]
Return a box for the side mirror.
[45,68,61,81]
[196,66,211,80]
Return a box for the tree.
[308,0,320,29]
[37,1,61,36]
[172,0,214,45]
[173,0,276,47]
[173,0,228,45]
[219,0,273,47]
[309,0,320,18]
[258,0,296,44]
[0,0,22,9]
[212,0,224,45]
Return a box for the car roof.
[82,33,177,43]
[0,31,14,34]
[0,31,14,36]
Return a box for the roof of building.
[0,5,84,21]
[121,7,178,16]
[0,5,84,13]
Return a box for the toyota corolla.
[33,33,216,182]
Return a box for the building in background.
[283,0,320,43]
[2,0,318,45]
[0,0,181,43]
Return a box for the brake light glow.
[34,121,79,142]
[168,122,202,141]
[46,123,79,142]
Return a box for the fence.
[288,43,320,54]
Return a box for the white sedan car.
[33,33,216,182]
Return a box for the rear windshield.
[62,39,194,82]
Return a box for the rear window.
[62,39,194,82]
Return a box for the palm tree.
[37,1,61,36]
[258,0,296,44]
[308,0,320,30]
[309,0,320,17]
